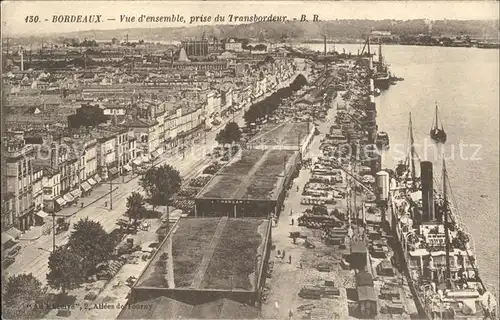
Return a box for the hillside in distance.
[12,19,500,42]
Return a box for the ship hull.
[374,75,390,90]
[387,197,432,319]
[430,128,447,143]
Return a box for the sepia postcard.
[1,1,499,319]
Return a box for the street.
[3,72,300,285]
[5,108,247,285]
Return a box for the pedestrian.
[289,309,293,320]
[291,218,294,226]
[289,255,292,264]
[290,209,293,216]
[296,185,299,192]
[282,250,286,259]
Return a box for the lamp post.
[182,136,186,160]
[108,165,113,210]
[48,210,70,253]
[297,132,303,163]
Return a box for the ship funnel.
[420,161,434,222]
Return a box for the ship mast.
[367,36,371,56]
[443,158,452,289]
[409,112,417,190]
[378,39,383,69]
[434,103,439,129]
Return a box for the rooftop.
[196,149,298,201]
[247,122,311,149]
[117,296,193,319]
[117,297,261,319]
[120,117,158,128]
[135,217,270,292]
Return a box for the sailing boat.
[430,103,447,143]
[395,112,418,190]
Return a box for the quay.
[7,31,493,320]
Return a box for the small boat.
[389,75,405,82]
[376,131,390,149]
[430,103,447,143]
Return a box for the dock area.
[260,57,419,319]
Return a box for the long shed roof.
[196,149,298,201]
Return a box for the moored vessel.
[385,113,497,319]
[373,40,390,90]
[376,131,390,150]
[430,103,447,143]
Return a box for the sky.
[2,1,499,36]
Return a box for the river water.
[303,43,499,294]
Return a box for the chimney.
[324,35,327,56]
[150,104,155,120]
[50,142,58,169]
[420,161,434,222]
[20,48,24,71]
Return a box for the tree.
[4,273,43,305]
[3,273,47,319]
[225,122,242,143]
[215,122,242,145]
[68,104,109,128]
[215,127,229,145]
[68,218,113,275]
[126,192,146,223]
[139,164,182,213]
[254,44,267,51]
[47,246,84,295]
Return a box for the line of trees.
[62,38,99,47]
[244,74,308,125]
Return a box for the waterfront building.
[41,166,61,213]
[4,138,36,231]
[91,130,118,180]
[1,193,16,235]
[32,166,44,215]
[122,217,271,310]
[120,117,160,161]
[181,39,209,57]
[224,38,244,52]
[82,138,98,180]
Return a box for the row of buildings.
[2,39,296,234]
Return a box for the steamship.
[373,41,390,90]
[361,36,391,91]
[383,113,497,319]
